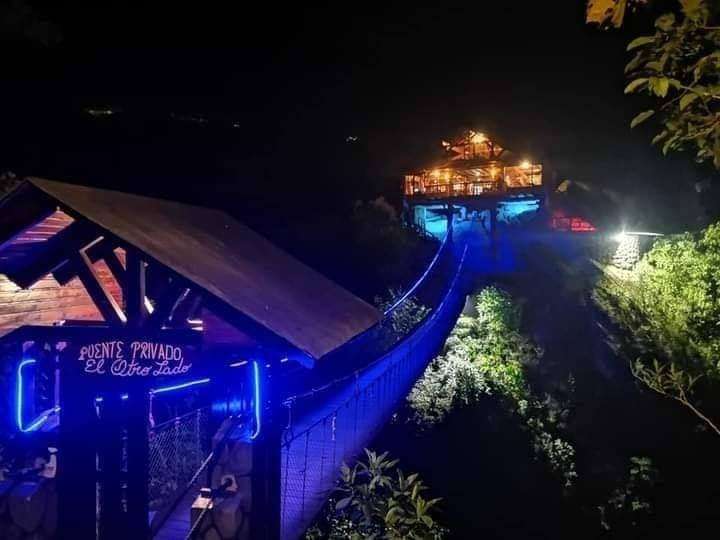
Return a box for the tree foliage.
[586,0,649,29]
[306,449,446,539]
[619,0,720,167]
[409,287,578,488]
[594,223,720,434]
[598,456,659,533]
[351,197,436,292]
[375,288,430,338]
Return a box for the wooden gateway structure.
[0,179,380,540]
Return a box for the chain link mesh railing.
[280,242,468,539]
[148,407,211,514]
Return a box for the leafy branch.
[631,358,720,435]
[617,1,720,168]
[307,449,446,539]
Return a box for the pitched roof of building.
[3,178,381,359]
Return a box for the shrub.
[598,456,659,533]
[306,449,446,539]
[375,288,430,337]
[407,351,489,425]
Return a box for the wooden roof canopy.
[0,178,381,361]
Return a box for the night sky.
[0,0,708,229]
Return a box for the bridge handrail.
[382,231,449,317]
[281,243,468,440]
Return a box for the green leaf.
[680,0,705,19]
[654,13,676,31]
[662,136,678,155]
[335,496,353,511]
[627,36,655,51]
[385,506,402,524]
[680,92,700,111]
[625,78,648,94]
[625,52,644,74]
[651,130,668,145]
[650,77,670,98]
[631,110,655,128]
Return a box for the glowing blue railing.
[280,243,468,539]
[383,232,449,316]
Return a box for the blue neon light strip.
[251,360,262,440]
[150,377,211,395]
[16,359,36,431]
[17,363,256,436]
[383,232,449,317]
[16,359,60,433]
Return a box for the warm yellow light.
[471,132,486,144]
[520,160,532,169]
[430,169,440,178]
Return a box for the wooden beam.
[0,324,201,345]
[144,283,188,330]
[74,247,126,326]
[7,221,102,289]
[0,183,57,249]
[53,240,123,287]
[103,250,126,291]
[125,249,147,327]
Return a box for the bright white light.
[520,160,531,169]
[612,231,664,242]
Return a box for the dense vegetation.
[594,223,720,434]
[409,287,577,489]
[306,449,445,539]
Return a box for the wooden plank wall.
[0,261,122,337]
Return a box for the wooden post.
[126,388,150,538]
[58,358,97,540]
[250,358,283,540]
[125,249,147,326]
[125,249,150,538]
[99,393,125,540]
